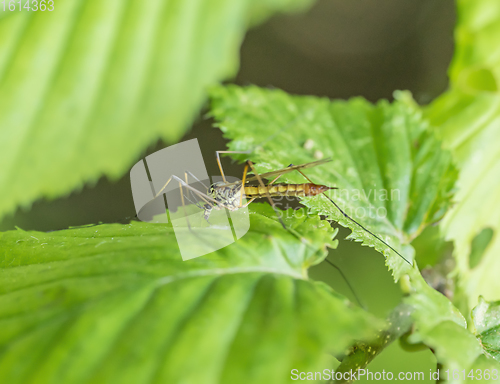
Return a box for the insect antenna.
[322,194,411,265]
[294,168,412,266]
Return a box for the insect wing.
[243,158,332,183]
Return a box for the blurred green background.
[1,0,457,381]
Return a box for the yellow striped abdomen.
[244,183,332,198]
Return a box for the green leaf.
[472,297,500,362]
[0,204,379,384]
[448,0,500,92]
[404,270,482,374]
[333,304,415,383]
[404,269,500,381]
[209,85,457,280]
[425,0,500,310]
[0,0,313,221]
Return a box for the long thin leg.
[183,192,203,210]
[216,151,286,187]
[185,170,209,189]
[184,172,212,208]
[177,180,191,230]
[239,163,249,208]
[151,173,192,229]
[240,197,256,209]
[264,163,294,189]
[182,173,205,210]
[324,258,365,309]
[216,150,252,183]
[157,175,239,230]
[219,150,287,206]
[155,175,219,206]
[294,168,412,265]
[154,176,173,199]
[267,173,283,186]
[215,150,253,209]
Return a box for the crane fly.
[154,150,412,266]
[202,157,334,221]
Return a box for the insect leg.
[265,164,293,200]
[239,162,250,208]
[185,170,210,189]
[216,150,251,183]
[267,174,283,185]
[182,173,206,210]
[323,258,366,309]
[176,178,192,230]
[294,168,412,266]
[167,176,219,205]
[183,172,213,209]
[155,175,219,207]
[167,175,235,227]
[245,161,310,241]
[214,151,252,209]
[154,176,174,199]
[240,198,256,209]
[153,175,193,228]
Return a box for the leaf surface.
[472,297,500,363]
[403,270,500,382]
[0,204,378,384]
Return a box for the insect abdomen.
[244,183,332,198]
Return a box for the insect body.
[244,183,332,198]
[204,181,332,220]
[202,159,334,221]
[203,181,243,220]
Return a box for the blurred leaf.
[448,0,500,91]
[469,228,494,269]
[472,297,500,362]
[411,225,454,268]
[465,354,500,383]
[0,0,313,221]
[403,269,500,379]
[333,304,414,383]
[0,204,379,384]
[210,85,457,281]
[248,0,313,25]
[405,269,467,335]
[425,0,500,310]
